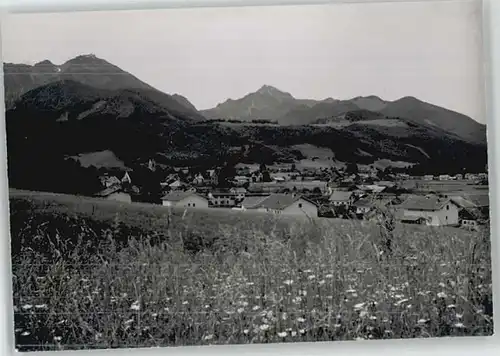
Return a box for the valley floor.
[9,189,493,351]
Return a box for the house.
[233,176,251,185]
[328,191,354,207]
[192,174,205,185]
[230,187,247,200]
[161,191,209,209]
[423,175,434,181]
[439,174,452,181]
[169,179,185,190]
[353,198,373,216]
[459,209,482,230]
[121,172,132,185]
[147,159,156,172]
[242,194,318,217]
[399,195,461,226]
[95,185,132,203]
[454,174,463,180]
[208,192,238,207]
[100,175,121,188]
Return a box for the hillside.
[380,96,487,144]
[3,54,204,120]
[202,87,486,144]
[5,79,488,194]
[201,85,333,122]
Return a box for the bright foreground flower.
[277,331,287,338]
[130,301,140,311]
[260,324,270,331]
[283,280,294,286]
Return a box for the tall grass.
[9,194,493,351]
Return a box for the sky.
[1,0,486,122]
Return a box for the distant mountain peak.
[64,54,110,66]
[34,60,55,67]
[256,84,293,98]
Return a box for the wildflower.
[359,310,368,318]
[354,302,365,311]
[243,329,249,334]
[297,317,306,323]
[151,313,158,318]
[21,331,30,336]
[130,301,140,311]
[121,293,128,298]
[325,274,334,279]
[182,301,189,305]
[277,331,287,338]
[291,331,297,337]
[384,330,393,335]
[437,292,447,299]
[281,312,288,320]
[308,275,316,280]
[266,310,273,319]
[240,301,249,307]
[203,334,214,341]
[317,280,326,286]
[303,269,313,273]
[447,304,456,309]
[418,319,429,324]
[237,308,245,314]
[346,289,356,293]
[439,282,445,288]
[252,305,260,311]
[453,323,466,329]
[246,282,255,286]
[21,304,33,310]
[299,329,306,334]
[395,298,409,306]
[369,316,377,321]
[299,290,307,297]
[334,323,342,328]
[124,319,134,325]
[35,304,48,310]
[456,313,463,319]
[259,324,270,331]
[283,280,294,286]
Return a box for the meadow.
[8,189,493,351]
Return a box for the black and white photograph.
[1,0,493,351]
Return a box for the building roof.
[161,191,206,202]
[400,216,426,222]
[353,198,373,208]
[96,185,124,197]
[241,195,271,209]
[231,187,248,193]
[253,194,318,210]
[329,191,354,202]
[400,195,458,211]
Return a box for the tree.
[262,171,272,182]
[259,163,267,172]
[346,162,359,175]
[291,163,296,172]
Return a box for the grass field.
[9,189,493,351]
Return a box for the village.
[93,158,490,230]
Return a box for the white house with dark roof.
[241,194,318,217]
[399,195,461,226]
[328,191,354,207]
[161,191,209,209]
